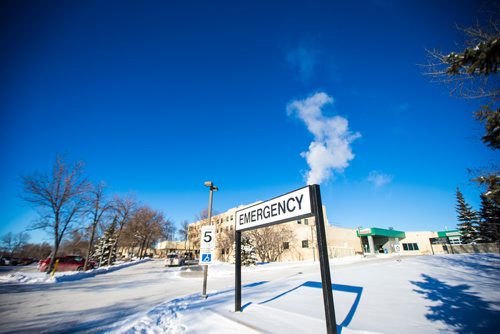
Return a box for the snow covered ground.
[0,254,499,333]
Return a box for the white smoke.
[287,92,360,185]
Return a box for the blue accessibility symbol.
[201,253,212,263]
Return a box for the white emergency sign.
[235,186,312,231]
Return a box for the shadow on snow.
[411,273,500,333]
[259,281,363,333]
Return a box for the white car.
[164,254,185,267]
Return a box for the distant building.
[188,204,359,262]
[156,240,194,258]
[436,230,462,244]
[183,203,467,262]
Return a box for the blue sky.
[1,0,497,243]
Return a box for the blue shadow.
[241,302,253,311]
[244,281,268,288]
[411,274,500,332]
[260,280,363,332]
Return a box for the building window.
[231,216,233,220]
[304,219,309,225]
[302,240,309,248]
[402,243,419,251]
[297,220,302,224]
[283,242,289,250]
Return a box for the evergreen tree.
[241,235,257,266]
[92,220,118,266]
[455,188,479,244]
[478,193,500,243]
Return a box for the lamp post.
[202,181,218,299]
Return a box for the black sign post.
[235,230,242,312]
[311,184,337,334]
[234,184,337,334]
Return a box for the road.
[0,256,420,333]
[0,259,326,333]
[1,260,207,333]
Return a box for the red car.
[38,256,94,272]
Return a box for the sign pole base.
[201,264,208,299]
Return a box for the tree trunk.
[138,238,146,259]
[47,240,60,274]
[47,222,60,273]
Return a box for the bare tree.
[122,206,165,259]
[108,195,136,260]
[84,182,112,270]
[195,209,209,222]
[217,229,235,262]
[1,232,30,257]
[18,242,52,260]
[59,230,89,256]
[247,224,295,262]
[178,220,190,249]
[21,155,90,273]
[162,220,176,241]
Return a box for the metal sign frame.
[234,184,338,334]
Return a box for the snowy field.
[0,254,499,333]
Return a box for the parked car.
[38,256,94,272]
[0,257,18,266]
[164,253,185,267]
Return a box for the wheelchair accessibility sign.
[200,252,214,265]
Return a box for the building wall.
[400,231,437,255]
[187,208,321,262]
[116,246,157,259]
[156,240,193,257]
[445,243,499,254]
[187,204,363,262]
[326,226,361,256]
[279,219,317,262]
[184,202,472,262]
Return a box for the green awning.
[356,227,406,239]
[437,230,461,238]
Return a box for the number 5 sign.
[200,226,215,265]
[200,226,215,251]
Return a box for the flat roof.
[357,227,406,239]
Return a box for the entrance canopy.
[356,227,406,239]
[437,230,461,238]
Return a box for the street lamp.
[204,181,219,223]
[201,181,218,299]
